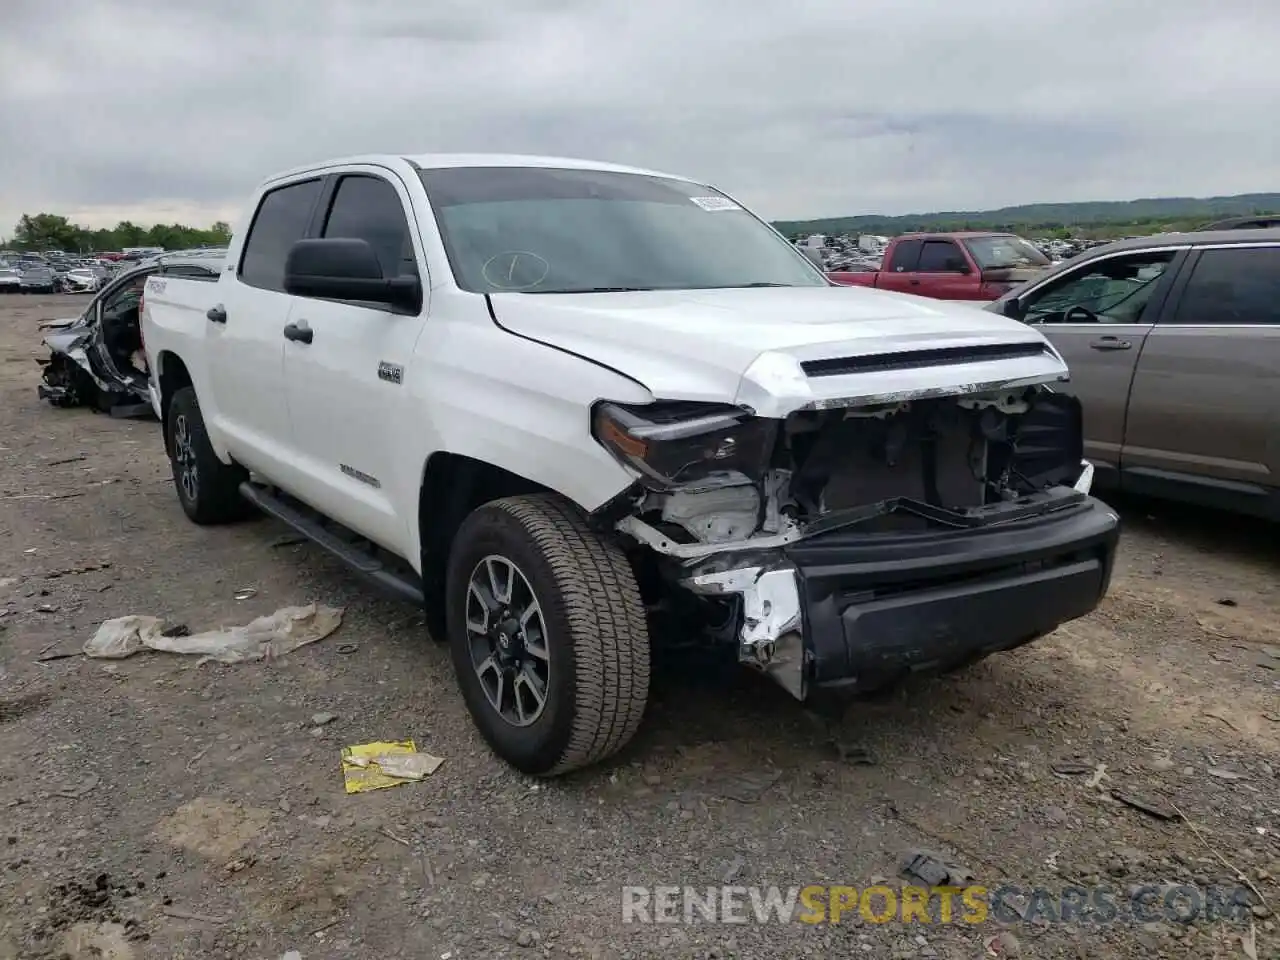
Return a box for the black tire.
[166,386,250,524]
[446,494,651,776]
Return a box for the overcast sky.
[1,0,1277,233]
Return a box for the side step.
[108,401,156,419]
[238,482,425,606]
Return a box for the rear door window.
[1170,246,1280,325]
[886,239,922,272]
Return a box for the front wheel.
[166,387,250,524]
[446,494,651,776]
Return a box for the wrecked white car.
[37,254,222,416]
[141,155,1120,776]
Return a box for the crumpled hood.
[42,329,88,353]
[488,285,1068,416]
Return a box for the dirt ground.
[0,293,1277,960]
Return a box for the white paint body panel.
[488,286,1066,417]
[142,153,1069,575]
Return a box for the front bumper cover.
[679,464,1119,701]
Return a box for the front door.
[1015,247,1185,474]
[90,270,150,386]
[281,170,428,555]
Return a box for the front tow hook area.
[680,564,807,701]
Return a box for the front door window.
[1023,251,1177,324]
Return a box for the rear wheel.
[166,387,250,524]
[446,494,651,776]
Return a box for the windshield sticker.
[690,196,741,212]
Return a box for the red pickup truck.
[829,232,1052,301]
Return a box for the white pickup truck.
[141,154,1119,776]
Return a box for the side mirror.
[284,238,422,312]
[1000,297,1024,320]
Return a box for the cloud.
[1,0,1277,235]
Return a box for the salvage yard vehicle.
[36,253,222,416]
[18,263,55,294]
[829,232,1052,301]
[989,228,1280,518]
[141,154,1119,776]
[0,265,20,292]
[61,267,100,294]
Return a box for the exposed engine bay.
[597,385,1084,551]
[592,383,1092,700]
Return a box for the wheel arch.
[156,350,193,456]
[418,452,554,580]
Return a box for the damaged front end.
[594,351,1119,702]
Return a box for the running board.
[238,482,425,606]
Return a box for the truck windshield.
[418,166,828,294]
[963,236,1051,270]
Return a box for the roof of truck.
[264,153,696,187]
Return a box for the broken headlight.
[592,400,775,490]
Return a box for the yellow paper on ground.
[341,740,444,794]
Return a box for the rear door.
[1120,243,1280,502]
[875,238,922,293]
[207,177,324,471]
[1013,247,1186,475]
[281,168,429,554]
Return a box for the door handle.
[908,278,920,285]
[283,322,313,344]
[1089,336,1131,351]
[206,304,227,324]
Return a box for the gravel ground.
[0,293,1277,960]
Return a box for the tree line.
[773,192,1280,241]
[779,216,1257,243]
[4,213,233,253]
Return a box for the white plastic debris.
[348,752,444,781]
[83,604,344,664]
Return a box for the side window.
[1171,247,1280,325]
[886,239,922,272]
[238,179,323,292]
[162,265,216,279]
[1021,251,1177,324]
[321,175,417,280]
[916,240,966,273]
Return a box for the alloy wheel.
[173,414,198,503]
[465,555,551,727]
